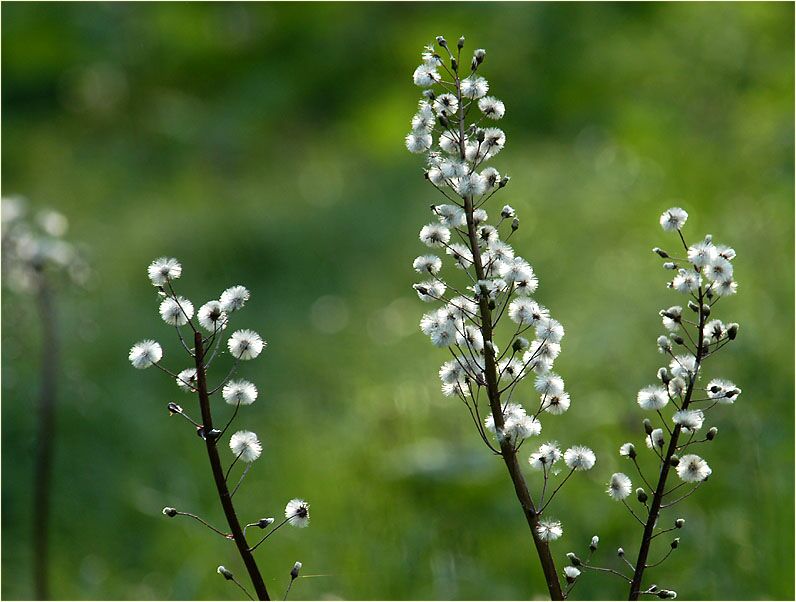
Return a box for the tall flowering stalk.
[2,196,88,600]
[406,36,596,600]
[567,208,741,600]
[129,259,309,601]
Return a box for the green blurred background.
[2,3,793,600]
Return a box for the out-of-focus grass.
[2,3,793,600]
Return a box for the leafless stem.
[33,269,57,600]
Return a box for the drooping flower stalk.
[407,37,596,600]
[568,208,740,600]
[130,259,310,601]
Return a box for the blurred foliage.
[2,3,793,600]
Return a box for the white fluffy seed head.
[129,340,162,369]
[285,499,310,528]
[676,454,712,482]
[159,296,194,326]
[564,446,596,471]
[198,300,227,332]
[220,286,250,313]
[229,430,262,462]
[222,380,258,406]
[637,385,669,410]
[659,207,688,231]
[607,472,633,501]
[147,257,182,286]
[176,368,198,392]
[227,329,265,360]
[536,519,563,542]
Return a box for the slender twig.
[220,400,242,440]
[661,482,702,509]
[283,578,296,601]
[539,468,576,514]
[230,576,255,601]
[225,451,244,483]
[174,511,232,539]
[250,516,292,553]
[231,464,253,498]
[580,563,632,582]
[621,500,646,527]
[645,547,674,569]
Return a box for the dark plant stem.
[451,60,563,600]
[33,269,57,600]
[627,290,706,600]
[193,332,270,601]
[463,194,565,601]
[446,74,561,602]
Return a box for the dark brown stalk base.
[194,332,270,601]
[33,272,57,600]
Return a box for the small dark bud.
[450,57,458,71]
[162,507,178,517]
[488,299,496,310]
[670,537,680,549]
[617,547,625,557]
[290,561,302,580]
[688,300,699,313]
[589,535,599,551]
[476,129,486,143]
[512,337,529,352]
[566,552,582,567]
[706,287,714,300]
[657,368,671,385]
[727,323,739,340]
[414,285,428,295]
[471,57,478,71]
[423,90,436,100]
[474,48,486,63]
[196,426,206,439]
[636,488,648,503]
[217,566,234,580]
[701,304,711,317]
[436,36,447,48]
[499,175,510,188]
[706,427,718,441]
[623,443,637,459]
[643,418,653,435]
[675,518,685,529]
[167,402,182,415]
[511,217,520,231]
[672,335,684,345]
[205,428,222,442]
[653,247,669,258]
[669,454,680,467]
[657,590,677,599]
[663,262,677,270]
[438,114,449,128]
[457,36,465,49]
[258,517,275,529]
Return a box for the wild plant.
[566,208,741,600]
[129,258,308,600]
[405,36,597,600]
